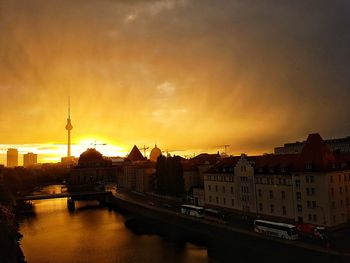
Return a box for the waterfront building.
[275,136,350,154]
[204,134,350,227]
[70,148,116,190]
[23,152,38,168]
[118,145,155,192]
[6,148,18,167]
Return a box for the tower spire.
[65,96,73,157]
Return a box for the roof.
[205,156,240,174]
[205,134,350,174]
[126,145,145,162]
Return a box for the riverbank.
[106,191,350,263]
[0,205,26,263]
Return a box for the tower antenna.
[65,97,73,157]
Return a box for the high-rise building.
[23,152,38,168]
[7,148,18,167]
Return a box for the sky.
[0,0,349,164]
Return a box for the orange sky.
[0,0,349,164]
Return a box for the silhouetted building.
[149,144,162,162]
[118,145,155,193]
[70,148,115,190]
[204,134,350,227]
[275,136,350,154]
[6,148,18,167]
[23,152,37,168]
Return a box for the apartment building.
[204,134,350,227]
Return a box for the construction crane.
[91,140,107,149]
[217,145,230,154]
[139,145,149,157]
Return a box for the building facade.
[204,134,350,227]
[23,152,38,168]
[6,148,18,167]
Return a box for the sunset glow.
[0,0,349,165]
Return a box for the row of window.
[306,200,317,209]
[305,175,315,183]
[208,196,234,206]
[331,186,349,195]
[206,175,234,182]
[255,177,288,185]
[208,185,234,194]
[331,198,350,209]
[330,173,350,184]
[258,203,287,215]
[258,189,286,200]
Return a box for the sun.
[73,137,128,157]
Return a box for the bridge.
[17,191,111,201]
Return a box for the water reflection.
[19,185,215,263]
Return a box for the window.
[223,198,226,205]
[311,188,315,195]
[208,185,211,191]
[310,176,314,183]
[231,186,234,194]
[231,199,234,206]
[295,180,301,188]
[269,190,273,199]
[306,188,310,195]
[216,197,219,204]
[223,186,225,193]
[297,204,302,212]
[296,192,301,201]
[307,200,311,208]
[306,176,309,183]
[270,204,274,213]
[312,201,316,208]
[209,196,212,202]
[278,178,282,185]
[313,214,317,222]
[258,189,262,197]
[259,203,263,211]
[281,191,285,200]
[282,206,286,215]
[215,185,218,192]
[308,214,312,221]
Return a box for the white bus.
[254,219,298,240]
[181,205,204,218]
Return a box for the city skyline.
[0,0,349,162]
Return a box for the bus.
[181,205,204,218]
[254,219,298,240]
[204,208,227,224]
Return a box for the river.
[19,185,216,263]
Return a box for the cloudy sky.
[0,0,349,163]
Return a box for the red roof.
[126,145,145,162]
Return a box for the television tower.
[65,97,73,157]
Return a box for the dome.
[150,144,162,162]
[78,148,108,167]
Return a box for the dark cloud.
[0,0,349,154]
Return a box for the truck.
[296,223,328,242]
